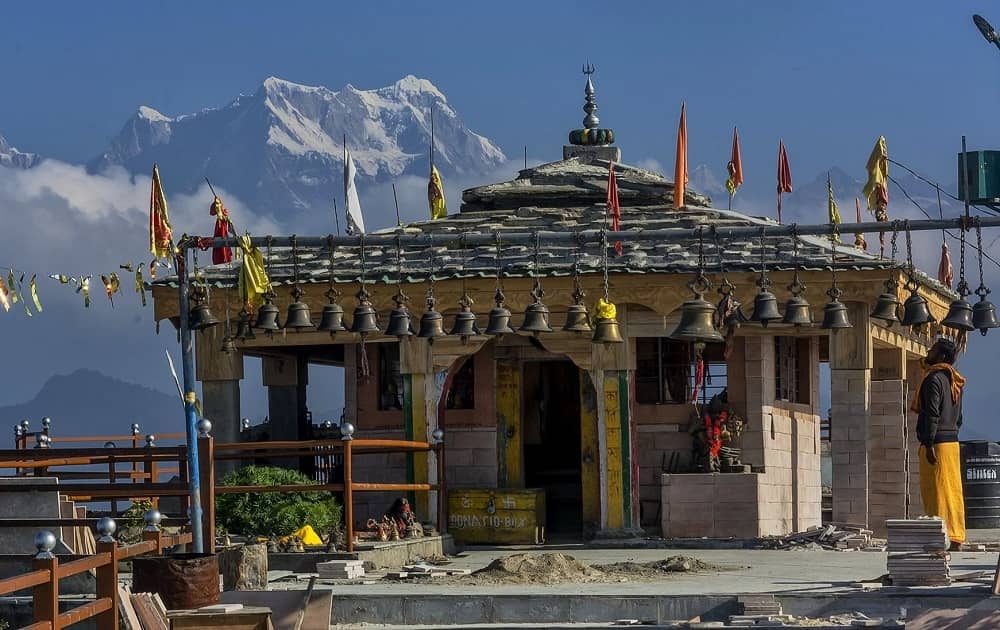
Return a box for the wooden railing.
[0,520,191,630]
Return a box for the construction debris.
[758,524,878,551]
[316,559,365,580]
[886,518,951,587]
[738,594,782,616]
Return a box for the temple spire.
[564,63,621,162]
[582,62,600,129]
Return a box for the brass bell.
[563,303,592,333]
[220,335,237,354]
[670,296,724,343]
[820,290,852,330]
[973,292,1000,336]
[189,301,220,331]
[418,297,447,339]
[450,296,480,338]
[942,295,975,332]
[749,289,782,327]
[592,316,624,344]
[870,283,901,326]
[900,292,934,327]
[235,309,256,341]
[350,288,380,334]
[520,302,553,335]
[485,288,516,335]
[253,299,280,332]
[385,293,414,338]
[317,288,347,334]
[782,295,812,327]
[283,288,314,330]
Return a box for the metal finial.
[196,418,212,438]
[432,427,445,443]
[143,509,162,532]
[241,417,251,432]
[96,517,117,543]
[581,63,599,129]
[41,417,51,429]
[130,423,140,436]
[34,531,57,558]
[341,421,356,441]
[145,434,155,447]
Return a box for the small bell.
[485,288,516,335]
[253,294,281,332]
[749,288,782,327]
[820,288,852,330]
[385,292,414,338]
[942,297,975,332]
[670,296,724,343]
[189,301,220,331]
[520,281,553,335]
[870,280,901,326]
[900,291,934,327]
[350,289,380,334]
[449,295,480,338]
[220,335,237,354]
[563,304,592,333]
[317,289,347,334]
[973,289,1000,336]
[418,296,447,339]
[283,287,314,330]
[235,309,256,341]
[781,276,812,327]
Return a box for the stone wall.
[636,424,690,528]
[444,427,497,489]
[830,368,871,526]
[867,379,909,535]
[661,473,768,537]
[349,428,408,528]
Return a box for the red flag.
[725,126,743,197]
[210,196,234,264]
[938,242,954,288]
[853,197,867,251]
[673,103,688,210]
[776,140,793,223]
[607,160,622,256]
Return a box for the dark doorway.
[523,360,583,536]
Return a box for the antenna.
[429,102,435,170]
[524,146,527,170]
[392,183,401,226]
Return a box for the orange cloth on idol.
[910,360,965,414]
[919,442,966,544]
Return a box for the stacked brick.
[886,518,951,586]
[867,379,909,536]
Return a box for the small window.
[378,344,403,411]
[775,336,810,404]
[635,339,727,404]
[446,359,475,410]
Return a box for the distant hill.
[0,132,41,169]
[0,369,182,448]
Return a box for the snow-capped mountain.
[88,75,506,213]
[0,133,41,169]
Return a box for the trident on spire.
[582,62,595,76]
[581,62,599,129]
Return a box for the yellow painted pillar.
[579,371,601,529]
[603,372,625,529]
[404,373,429,515]
[496,359,523,488]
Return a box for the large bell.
[973,293,1000,335]
[749,289,782,327]
[418,304,447,339]
[189,302,220,331]
[317,301,346,334]
[670,296,724,343]
[485,289,516,335]
[349,302,380,335]
[520,302,553,335]
[900,292,934,327]
[283,289,314,330]
[942,297,975,332]
[870,287,901,325]
[254,298,281,332]
[820,296,852,330]
[782,295,812,327]
[235,309,256,341]
[563,303,592,333]
[450,300,480,338]
[592,317,624,344]
[385,293,414,338]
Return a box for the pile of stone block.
[760,524,876,550]
[886,518,950,586]
[316,559,365,580]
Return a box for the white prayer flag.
[344,148,365,235]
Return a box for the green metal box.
[958,150,1000,204]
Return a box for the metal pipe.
[176,216,1000,252]
[175,249,205,553]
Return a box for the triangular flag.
[607,161,622,256]
[777,141,793,223]
[149,164,173,259]
[673,103,688,210]
[344,148,365,235]
[428,165,447,220]
[725,127,743,197]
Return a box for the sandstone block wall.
[867,379,909,535]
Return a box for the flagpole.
[392,183,401,226]
[332,198,341,235]
[430,104,435,170]
[343,133,348,233]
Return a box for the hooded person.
[913,337,966,549]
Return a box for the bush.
[216,466,342,537]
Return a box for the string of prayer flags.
[29,276,42,313]
[135,263,147,307]
[101,273,121,306]
[0,277,9,312]
[77,276,91,308]
[7,271,19,304]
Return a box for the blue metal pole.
[176,248,205,553]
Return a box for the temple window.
[635,338,726,404]
[446,359,475,410]
[378,343,404,411]
[775,336,811,404]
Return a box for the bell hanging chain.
[756,227,770,290]
[325,236,340,303]
[903,220,919,293]
[571,231,585,304]
[426,233,438,309]
[714,229,735,298]
[689,227,712,298]
[601,225,611,302]
[393,234,408,306]
[976,218,990,298]
[459,234,472,308]
[531,231,545,303]
[958,223,970,297]
[788,226,806,296]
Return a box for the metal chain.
[495,231,503,290]
[958,223,969,296]
[427,233,436,301]
[756,227,770,289]
[291,235,299,285]
[976,218,989,296]
[395,234,402,290]
[602,224,610,301]
[890,223,898,263]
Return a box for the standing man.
[914,338,966,550]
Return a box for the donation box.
[447,488,546,544]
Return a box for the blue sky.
[4,1,1000,187]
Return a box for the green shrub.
[120,499,154,544]
[216,466,342,537]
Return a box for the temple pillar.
[262,354,309,471]
[195,329,244,476]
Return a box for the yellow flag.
[237,234,271,308]
[827,174,842,243]
[428,165,447,220]
[863,136,889,211]
[149,164,174,258]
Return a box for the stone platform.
[268,534,454,572]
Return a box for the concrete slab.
[0,476,72,554]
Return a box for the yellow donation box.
[447,488,546,544]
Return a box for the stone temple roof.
[157,155,946,293]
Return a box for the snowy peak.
[0,132,41,169]
[89,75,505,212]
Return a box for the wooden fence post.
[344,439,353,552]
[143,525,164,555]
[32,534,59,628]
[95,540,119,630]
[198,435,216,553]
